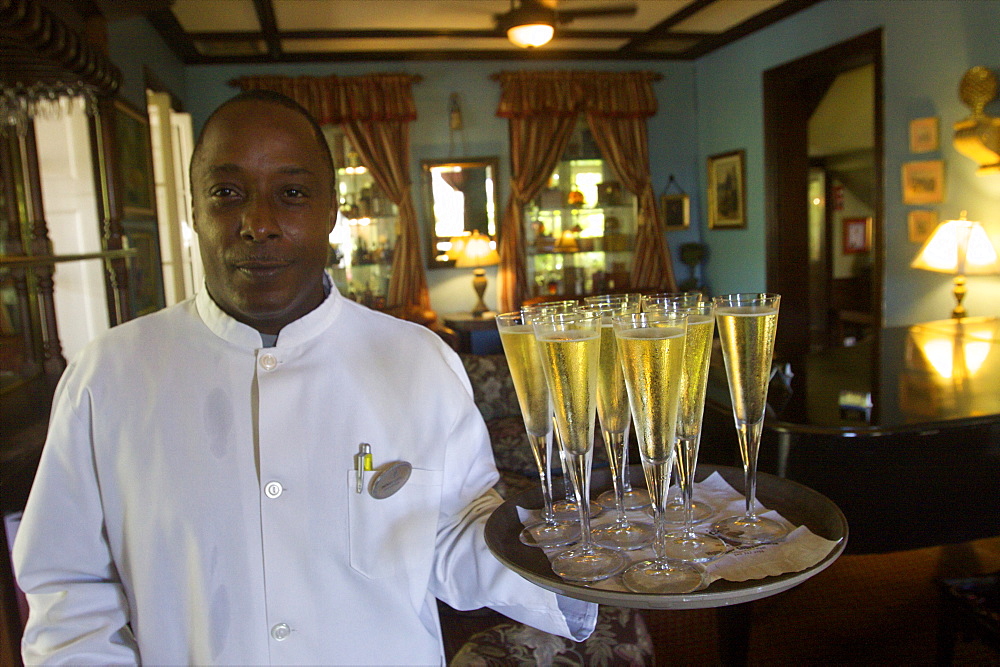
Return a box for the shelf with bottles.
[322,126,399,303]
[326,210,395,305]
[523,155,636,299]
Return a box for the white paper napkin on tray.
[515,471,842,592]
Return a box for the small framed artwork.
[114,98,157,217]
[901,160,945,205]
[121,217,166,316]
[707,150,746,229]
[842,217,872,254]
[909,117,939,153]
[907,209,938,244]
[660,193,690,230]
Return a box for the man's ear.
[327,207,337,235]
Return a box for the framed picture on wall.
[901,160,945,205]
[842,217,872,254]
[909,117,940,153]
[660,193,690,230]
[121,217,166,317]
[114,98,157,217]
[707,150,746,229]
[907,209,938,244]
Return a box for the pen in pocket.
[354,443,372,493]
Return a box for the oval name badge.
[368,461,412,499]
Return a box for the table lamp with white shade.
[910,212,1000,319]
[449,230,500,317]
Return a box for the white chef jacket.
[13,286,597,665]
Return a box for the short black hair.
[191,89,336,186]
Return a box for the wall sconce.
[910,212,1000,318]
[952,66,1000,174]
[449,231,500,317]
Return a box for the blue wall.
[181,60,699,316]
[695,0,1000,326]
[106,17,186,109]
[109,0,1000,325]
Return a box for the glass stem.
[566,450,594,548]
[527,432,556,523]
[603,429,628,524]
[621,421,633,493]
[678,434,699,538]
[644,457,672,561]
[736,417,765,519]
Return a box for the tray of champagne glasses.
[484,464,848,609]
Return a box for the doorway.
[763,30,883,419]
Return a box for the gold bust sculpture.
[953,66,1000,174]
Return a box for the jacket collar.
[195,275,344,350]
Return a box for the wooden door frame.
[763,29,884,412]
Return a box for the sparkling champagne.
[538,330,601,456]
[616,326,686,463]
[596,323,630,434]
[715,305,779,425]
[674,313,715,491]
[678,314,715,437]
[499,325,551,437]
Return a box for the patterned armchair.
[448,354,653,665]
[458,353,611,498]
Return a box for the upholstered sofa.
[439,353,653,665]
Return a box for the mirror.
[422,158,499,267]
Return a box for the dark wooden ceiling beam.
[142,0,823,66]
[144,7,199,62]
[251,0,281,59]
[682,0,826,59]
[621,0,714,54]
[187,28,649,41]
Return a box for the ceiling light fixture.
[499,1,557,49]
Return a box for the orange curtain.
[584,73,675,292]
[498,115,579,312]
[494,71,672,309]
[231,74,428,309]
[494,72,582,312]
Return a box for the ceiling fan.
[495,0,638,48]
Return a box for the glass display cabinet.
[524,145,636,299]
[322,127,398,306]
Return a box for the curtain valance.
[494,70,660,119]
[230,73,422,125]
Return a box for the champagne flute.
[614,311,707,593]
[711,293,787,546]
[641,291,703,313]
[496,312,580,548]
[534,310,628,582]
[643,296,715,525]
[657,301,729,562]
[579,303,654,551]
[583,294,650,511]
[523,301,603,523]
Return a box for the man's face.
[191,99,335,335]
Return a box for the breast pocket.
[346,467,443,579]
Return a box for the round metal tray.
[485,464,848,609]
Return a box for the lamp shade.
[451,230,499,268]
[506,23,554,48]
[499,2,556,48]
[911,215,1000,275]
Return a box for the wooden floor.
[641,536,1000,665]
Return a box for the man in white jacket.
[13,90,596,665]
